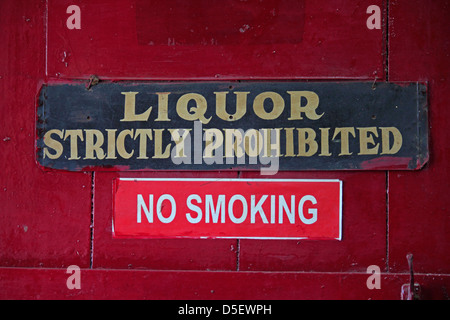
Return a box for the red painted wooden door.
[0,0,449,299]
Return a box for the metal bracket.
[401,253,421,300]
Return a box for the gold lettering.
[253,92,284,120]
[153,129,171,158]
[116,129,134,159]
[332,127,356,156]
[215,91,249,121]
[284,128,295,157]
[155,92,170,121]
[106,129,117,159]
[120,92,152,122]
[169,129,191,157]
[358,127,379,155]
[84,129,105,160]
[261,128,282,157]
[224,129,244,158]
[319,128,332,156]
[43,129,64,159]
[64,129,84,160]
[380,127,403,154]
[297,128,318,157]
[134,129,153,159]
[204,129,224,159]
[243,129,263,158]
[176,93,211,124]
[287,91,323,120]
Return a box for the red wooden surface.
[0,0,448,300]
[46,0,385,80]
[387,0,450,274]
[0,0,92,269]
[1,267,449,300]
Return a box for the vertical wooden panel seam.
[385,0,390,273]
[89,172,95,268]
[385,172,390,272]
[236,239,240,271]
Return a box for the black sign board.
[36,81,428,172]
